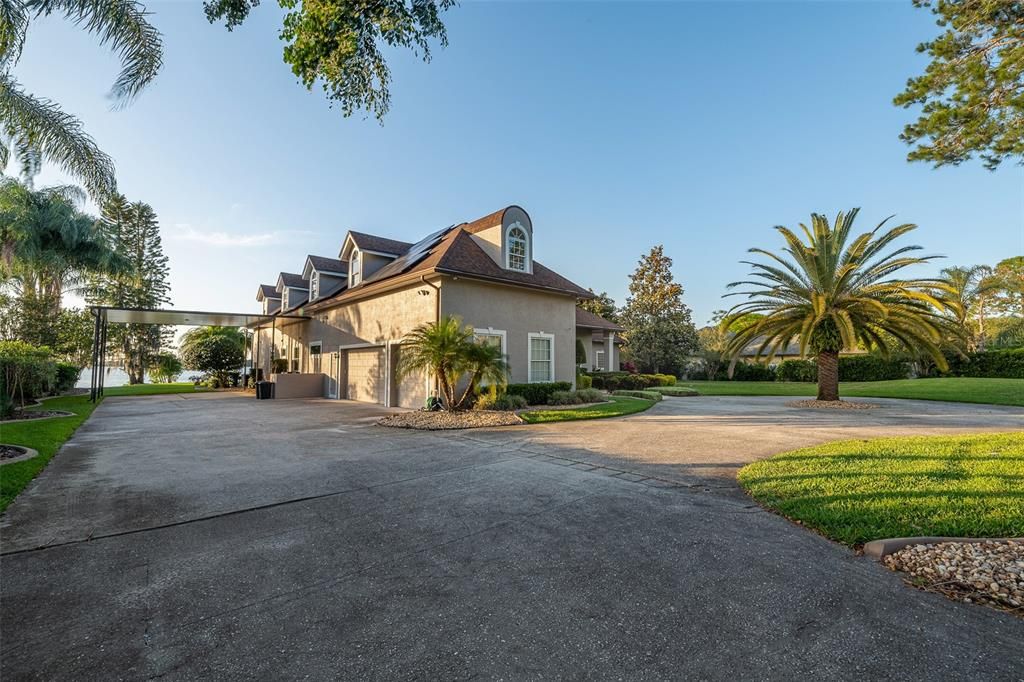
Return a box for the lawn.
[0,382,209,513]
[520,396,656,424]
[668,378,1024,407]
[737,432,1024,546]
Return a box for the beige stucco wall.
[322,282,436,344]
[576,331,594,371]
[440,279,576,386]
[471,225,502,267]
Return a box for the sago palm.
[1,0,163,198]
[723,209,949,401]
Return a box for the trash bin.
[256,381,275,400]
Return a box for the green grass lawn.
[666,377,1024,407]
[520,396,656,424]
[1,382,210,513]
[738,432,1024,546]
[103,382,209,396]
[1,394,98,513]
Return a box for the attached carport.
[88,306,309,401]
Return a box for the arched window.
[506,225,528,271]
[350,249,361,286]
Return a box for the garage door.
[394,345,428,409]
[346,348,385,404]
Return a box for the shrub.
[548,390,583,405]
[777,359,816,382]
[658,387,699,396]
[653,373,677,386]
[576,374,593,390]
[942,348,1024,379]
[148,352,183,383]
[729,362,776,381]
[590,372,677,390]
[505,381,572,405]
[575,388,605,403]
[475,393,528,411]
[838,355,909,382]
[54,363,82,393]
[612,389,663,401]
[0,341,56,417]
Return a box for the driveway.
[2,393,1022,679]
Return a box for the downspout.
[420,275,441,323]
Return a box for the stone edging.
[0,410,75,424]
[0,445,40,466]
[863,536,1024,559]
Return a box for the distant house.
[737,337,866,364]
[253,205,619,407]
[575,308,622,372]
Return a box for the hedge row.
[942,348,1024,379]
[589,372,676,391]
[611,389,663,402]
[505,381,573,405]
[758,356,910,383]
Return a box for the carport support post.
[90,308,101,402]
[98,313,108,397]
[252,324,261,385]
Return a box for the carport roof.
[91,306,309,327]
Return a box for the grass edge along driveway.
[520,395,656,424]
[0,383,208,513]
[737,432,1024,546]
[667,377,1024,407]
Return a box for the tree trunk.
[816,350,840,401]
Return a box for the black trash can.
[256,381,275,400]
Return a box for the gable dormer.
[276,272,309,312]
[339,231,412,287]
[464,206,533,275]
[302,255,348,302]
[256,284,281,315]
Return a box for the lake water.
[76,367,147,388]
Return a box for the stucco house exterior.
[252,205,619,407]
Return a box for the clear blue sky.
[13,0,1023,325]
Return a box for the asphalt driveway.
[2,393,1022,679]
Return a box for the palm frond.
[0,73,116,198]
[31,0,163,103]
[0,0,28,69]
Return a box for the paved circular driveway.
[1,393,1021,679]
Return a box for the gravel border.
[785,399,880,410]
[882,540,1023,615]
[379,410,524,430]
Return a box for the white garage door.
[346,348,385,404]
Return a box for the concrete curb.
[863,536,1023,559]
[0,445,40,466]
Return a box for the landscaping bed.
[1,409,75,421]
[520,395,657,424]
[1,444,30,460]
[737,433,1024,546]
[883,541,1023,615]
[784,399,879,410]
[379,410,523,430]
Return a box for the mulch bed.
[883,540,1023,616]
[785,399,879,410]
[2,409,74,422]
[379,410,523,430]
[0,445,28,460]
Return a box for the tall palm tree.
[723,209,950,401]
[937,265,998,352]
[1,0,163,198]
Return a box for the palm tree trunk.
[816,350,840,401]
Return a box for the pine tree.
[619,245,697,374]
[88,195,171,383]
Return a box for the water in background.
[76,367,150,388]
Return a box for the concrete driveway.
[2,392,1022,679]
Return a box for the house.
[253,205,620,407]
[575,308,622,372]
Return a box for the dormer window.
[507,225,528,272]
[350,249,361,286]
[282,291,289,310]
[310,272,320,300]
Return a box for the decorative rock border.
[0,410,74,424]
[0,445,40,466]
[864,535,1023,559]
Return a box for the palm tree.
[723,209,950,402]
[937,265,999,352]
[397,316,508,410]
[1,0,163,198]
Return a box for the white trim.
[473,327,507,355]
[349,249,362,287]
[527,332,554,383]
[308,340,323,373]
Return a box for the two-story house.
[253,205,619,407]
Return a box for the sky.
[11,0,1024,326]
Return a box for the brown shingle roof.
[460,207,505,235]
[348,231,413,255]
[575,307,623,331]
[307,255,347,274]
[257,284,279,300]
[278,272,307,289]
